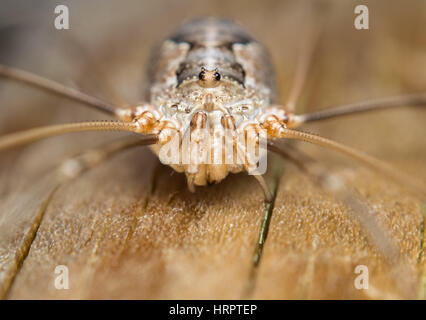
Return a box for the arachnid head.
[198,67,221,88]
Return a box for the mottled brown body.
[136,17,285,189]
[149,17,277,93]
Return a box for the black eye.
[214,72,221,81]
[198,71,205,80]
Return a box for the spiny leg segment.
[0,121,157,151]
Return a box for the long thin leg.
[268,140,417,298]
[0,121,157,151]
[58,136,155,179]
[289,94,426,127]
[253,174,273,203]
[0,64,118,115]
[266,127,426,199]
[284,4,323,113]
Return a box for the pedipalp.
[264,126,426,200]
[0,120,157,151]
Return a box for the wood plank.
[6,149,276,299]
[0,0,425,299]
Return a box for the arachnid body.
[0,13,425,299]
[122,17,279,192]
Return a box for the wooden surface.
[0,0,425,299]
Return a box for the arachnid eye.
[198,68,221,88]
[198,71,206,81]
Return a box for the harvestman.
[0,17,425,296]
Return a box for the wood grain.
[0,0,425,299]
